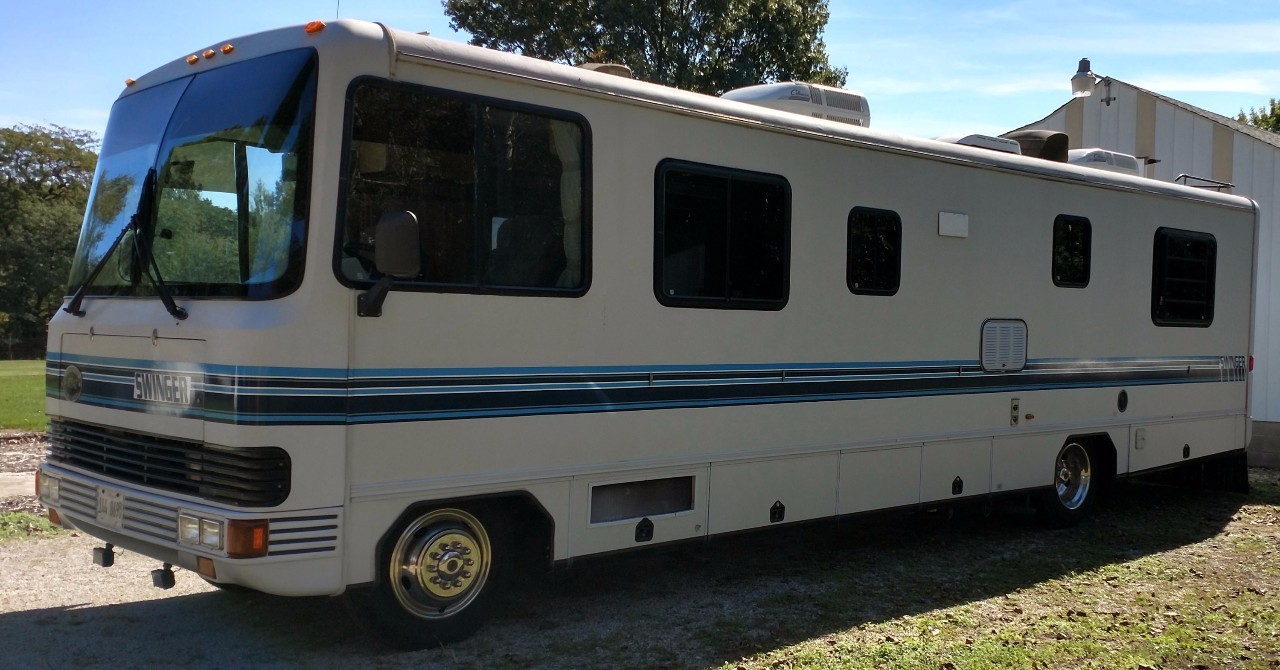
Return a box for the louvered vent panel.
[981,320,1027,372]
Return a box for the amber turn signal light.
[225,519,269,558]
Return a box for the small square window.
[847,207,902,296]
[1052,215,1091,288]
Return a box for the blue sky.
[2,0,1277,141]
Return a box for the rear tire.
[1038,441,1097,527]
[351,506,504,649]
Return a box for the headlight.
[200,518,223,550]
[178,512,225,550]
[38,473,61,505]
[178,514,202,544]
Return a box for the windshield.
[67,48,316,299]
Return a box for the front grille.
[48,420,290,507]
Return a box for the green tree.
[442,0,847,94]
[1237,98,1280,133]
[0,125,97,355]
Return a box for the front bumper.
[39,463,346,597]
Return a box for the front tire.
[352,506,502,649]
[1039,441,1097,527]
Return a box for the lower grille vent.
[48,420,290,507]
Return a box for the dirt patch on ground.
[0,432,45,514]
[0,432,45,475]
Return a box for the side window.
[1052,215,1091,288]
[1152,227,1216,326]
[338,80,589,294]
[655,160,790,309]
[847,207,901,295]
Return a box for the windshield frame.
[66,47,318,302]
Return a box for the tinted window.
[847,207,901,295]
[338,81,589,294]
[655,161,789,309]
[1052,214,1091,288]
[1152,227,1216,326]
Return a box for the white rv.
[39,20,1255,648]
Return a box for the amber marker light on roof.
[203,49,216,60]
[125,78,137,87]
[304,20,327,34]
[185,54,200,65]
[220,44,235,55]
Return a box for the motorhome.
[39,20,1255,648]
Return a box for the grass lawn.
[0,360,47,431]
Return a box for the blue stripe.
[47,353,1238,426]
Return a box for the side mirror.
[115,229,138,282]
[357,211,421,317]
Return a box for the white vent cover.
[981,319,1027,372]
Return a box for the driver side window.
[339,81,589,294]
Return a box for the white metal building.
[1013,71,1280,460]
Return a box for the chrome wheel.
[1055,442,1093,511]
[389,509,492,620]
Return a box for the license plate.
[96,487,124,529]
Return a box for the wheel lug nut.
[461,547,471,555]
[453,579,463,587]
[451,541,462,549]
[429,552,440,559]
[463,571,471,578]
[465,558,475,566]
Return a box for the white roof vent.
[720,82,870,127]
[936,134,1022,155]
[1068,148,1142,176]
[577,63,633,78]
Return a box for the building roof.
[1013,77,1280,150]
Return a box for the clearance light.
[202,49,217,60]
[226,519,269,558]
[304,20,327,34]
[125,78,137,87]
[220,44,235,55]
[185,54,200,65]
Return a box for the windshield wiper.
[63,168,188,320]
[132,193,188,320]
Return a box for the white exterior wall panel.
[1023,83,1278,424]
